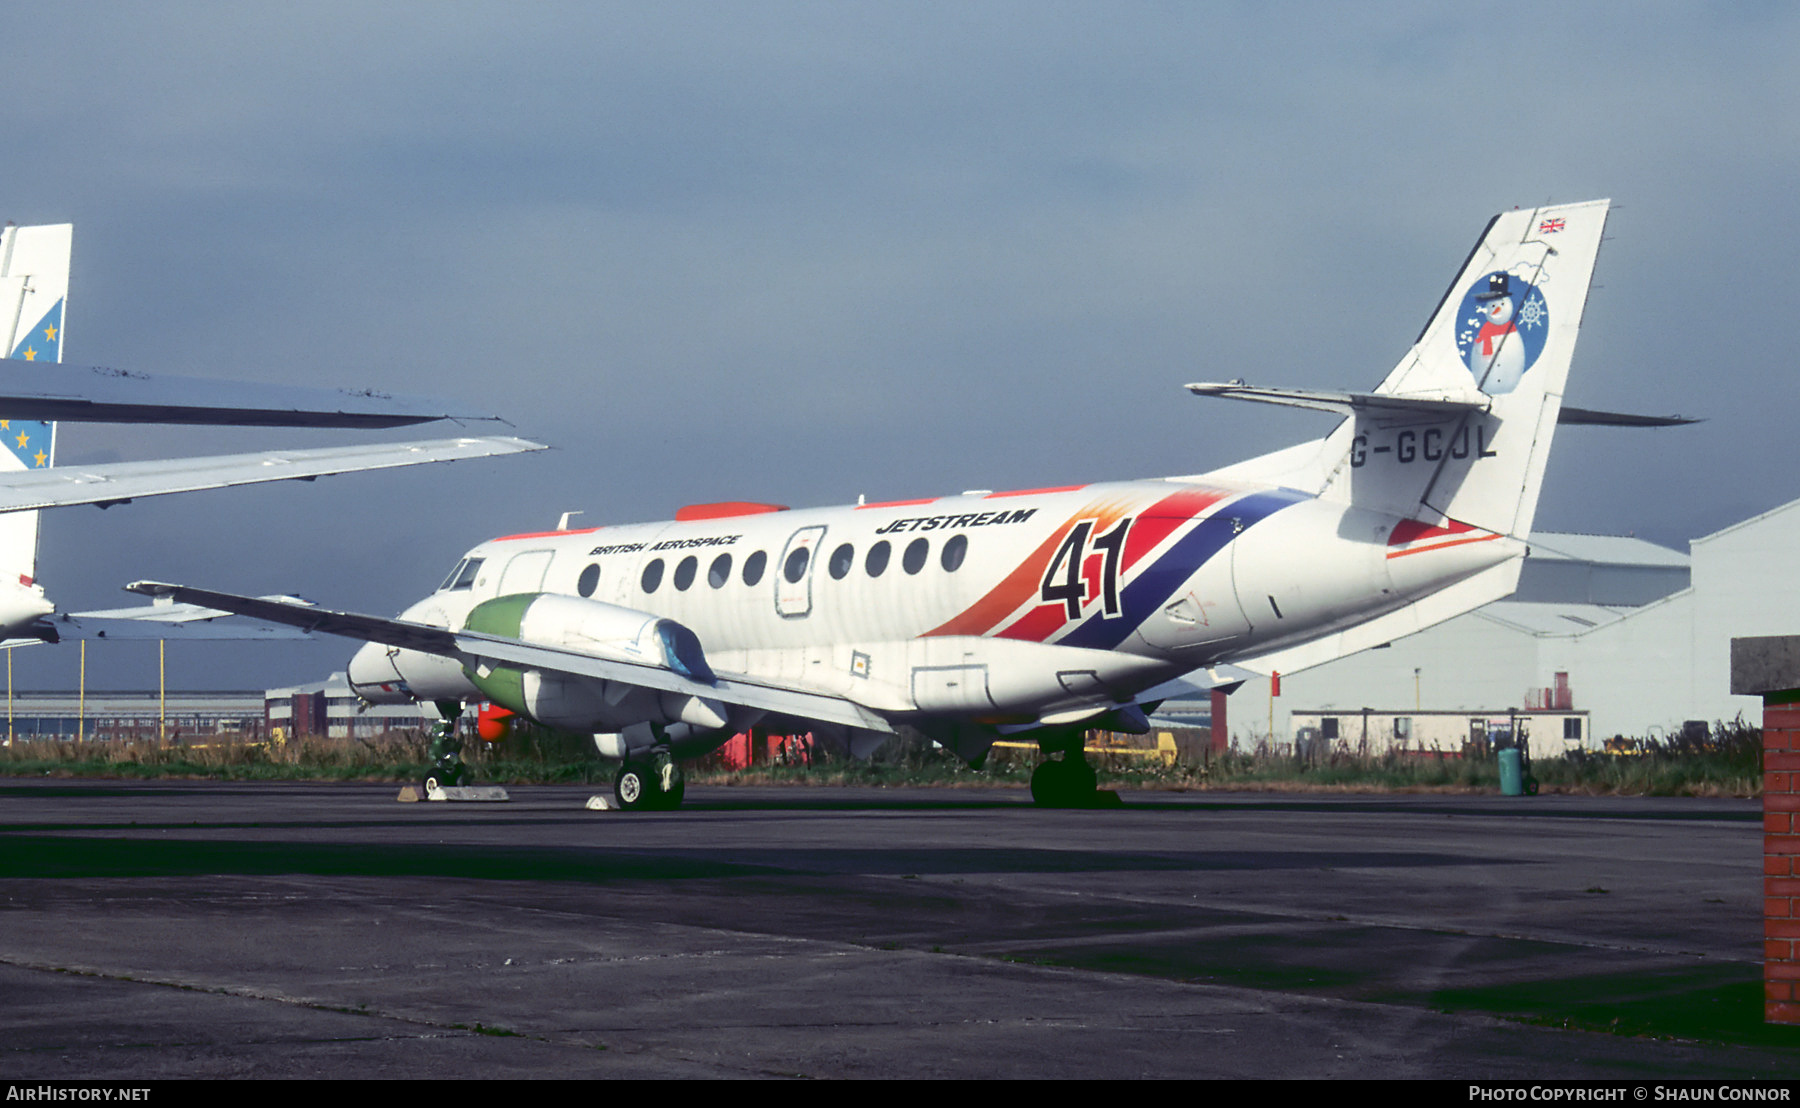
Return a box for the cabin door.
[776,526,827,617]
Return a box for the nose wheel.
[423,764,468,794]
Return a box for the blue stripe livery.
[1057,488,1310,650]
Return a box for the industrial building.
[0,674,437,746]
[0,689,267,745]
[1287,707,1590,763]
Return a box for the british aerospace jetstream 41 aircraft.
[133,200,1612,807]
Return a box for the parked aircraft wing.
[0,436,544,513]
[3,613,311,645]
[122,581,895,734]
[70,594,315,624]
[0,358,501,429]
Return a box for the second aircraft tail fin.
[0,222,71,599]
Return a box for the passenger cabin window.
[577,563,600,598]
[828,543,854,580]
[783,546,811,584]
[865,540,890,577]
[743,550,767,586]
[641,559,665,593]
[902,538,929,575]
[674,555,698,591]
[941,534,968,572]
[708,553,732,588]
[441,558,482,591]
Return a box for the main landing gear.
[1030,754,1097,807]
[1028,728,1112,808]
[614,750,686,811]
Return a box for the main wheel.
[1030,757,1098,807]
[1064,757,1097,797]
[614,763,652,810]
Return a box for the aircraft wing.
[1,614,310,647]
[0,358,501,429]
[70,594,315,624]
[0,436,543,512]
[23,593,320,642]
[123,582,896,734]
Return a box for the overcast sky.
[0,2,1794,690]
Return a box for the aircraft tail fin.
[1202,200,1610,540]
[0,223,72,592]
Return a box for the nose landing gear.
[423,700,470,794]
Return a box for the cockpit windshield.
[439,557,483,591]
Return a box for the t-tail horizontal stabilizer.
[1185,381,1490,424]
[1557,406,1699,428]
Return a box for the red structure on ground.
[1764,697,1800,1024]
[1729,634,1800,1025]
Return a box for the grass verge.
[0,721,1763,797]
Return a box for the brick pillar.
[1766,692,1800,1024]
[1730,634,1800,1025]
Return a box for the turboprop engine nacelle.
[458,592,741,735]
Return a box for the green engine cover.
[460,593,541,716]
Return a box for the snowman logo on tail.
[1454,270,1548,395]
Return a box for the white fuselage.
[348,474,1520,734]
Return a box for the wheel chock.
[586,794,621,811]
[425,785,511,802]
[397,786,424,803]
